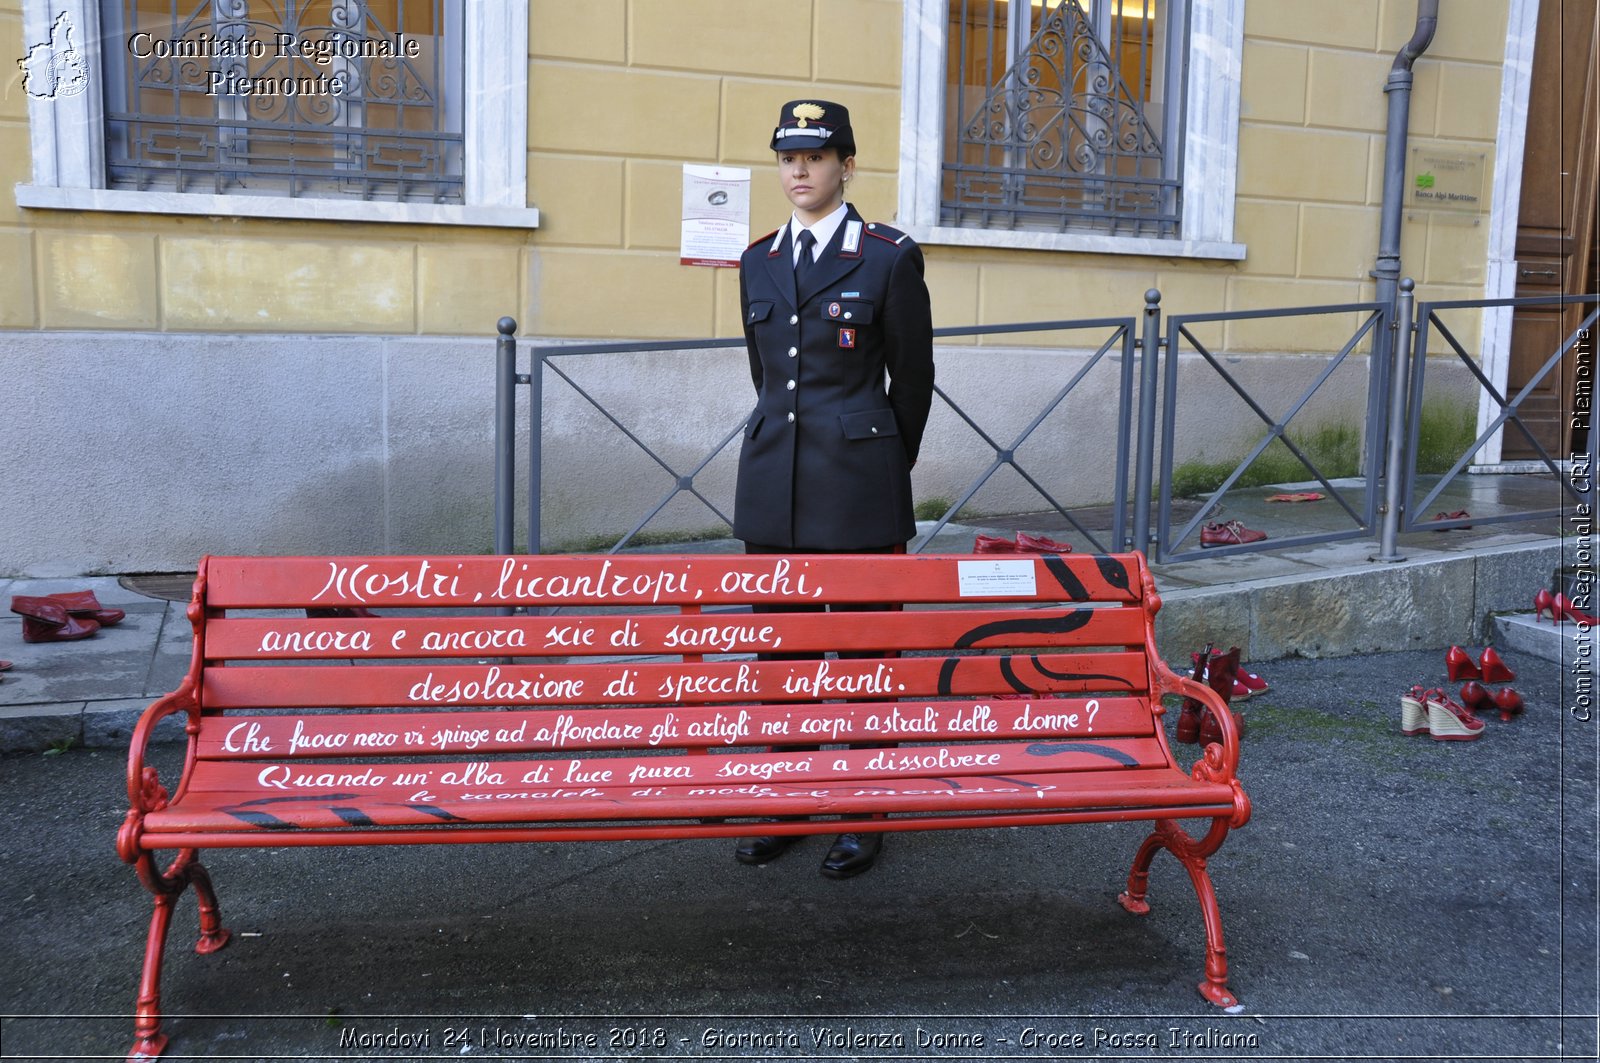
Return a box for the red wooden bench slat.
[200,652,1151,709]
[199,553,1143,608]
[181,738,1173,797]
[193,697,1157,759]
[144,767,1234,834]
[204,605,1151,660]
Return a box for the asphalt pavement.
[0,645,1595,1062]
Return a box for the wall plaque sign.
[1407,147,1487,216]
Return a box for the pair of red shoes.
[973,530,1073,554]
[10,591,126,643]
[1174,645,1266,746]
[1445,645,1515,683]
[1401,686,1483,740]
[1533,588,1597,626]
[1444,644,1524,723]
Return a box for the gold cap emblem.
[792,102,825,128]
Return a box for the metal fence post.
[1131,289,1162,557]
[1378,279,1415,561]
[528,341,544,555]
[494,317,517,556]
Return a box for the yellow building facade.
[0,0,1539,572]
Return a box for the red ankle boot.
[1199,646,1245,745]
[1174,645,1213,745]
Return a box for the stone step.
[1491,611,1598,666]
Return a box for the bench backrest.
[176,553,1188,799]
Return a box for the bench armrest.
[117,683,201,864]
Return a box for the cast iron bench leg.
[128,851,231,1061]
[1116,818,1240,1010]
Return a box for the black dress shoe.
[820,832,882,879]
[734,834,796,865]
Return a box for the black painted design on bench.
[404,803,471,823]
[224,793,368,830]
[952,609,1095,649]
[331,807,376,827]
[1093,555,1133,596]
[1042,555,1091,601]
[220,809,296,830]
[998,655,1031,694]
[1025,741,1140,767]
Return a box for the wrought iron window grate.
[101,0,463,202]
[943,0,1186,237]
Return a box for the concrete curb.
[1153,538,1574,663]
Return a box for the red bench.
[118,551,1250,1058]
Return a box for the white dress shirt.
[789,202,849,266]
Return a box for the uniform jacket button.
[787,412,796,423]
[789,314,798,325]
[788,346,798,357]
[786,379,796,390]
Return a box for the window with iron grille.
[100,0,464,203]
[943,0,1187,237]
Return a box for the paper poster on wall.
[681,164,751,267]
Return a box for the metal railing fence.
[1400,292,1600,534]
[493,284,1600,564]
[1153,300,1389,562]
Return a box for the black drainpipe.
[1374,0,1440,560]
[1374,0,1441,307]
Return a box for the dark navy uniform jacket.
[733,204,935,549]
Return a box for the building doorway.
[1504,0,1599,460]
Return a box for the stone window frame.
[16,0,538,230]
[897,0,1245,260]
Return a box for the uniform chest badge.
[827,302,842,318]
[838,328,857,348]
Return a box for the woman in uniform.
[731,100,935,879]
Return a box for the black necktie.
[795,229,816,291]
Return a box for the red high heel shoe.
[1424,688,1485,741]
[10,596,101,643]
[1479,647,1516,683]
[1554,593,1598,627]
[1534,588,1557,624]
[1493,687,1525,721]
[1445,646,1481,682]
[1459,680,1495,714]
[44,590,125,627]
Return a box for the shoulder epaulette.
[748,228,780,250]
[864,221,912,246]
